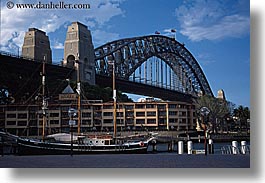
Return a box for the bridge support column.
[63,22,95,85]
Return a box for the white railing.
[221,145,250,155]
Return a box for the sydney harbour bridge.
[0,34,213,103]
[94,35,213,99]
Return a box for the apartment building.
[0,99,196,137]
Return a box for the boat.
[16,132,155,155]
[16,58,156,155]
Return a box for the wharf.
[111,131,250,143]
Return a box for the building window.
[126,119,134,125]
[169,118,178,123]
[136,112,145,117]
[103,105,113,109]
[103,112,113,117]
[6,113,16,118]
[169,111,177,116]
[50,113,59,117]
[135,104,145,109]
[158,105,166,110]
[179,111,187,117]
[18,113,27,119]
[93,106,102,110]
[82,120,91,125]
[178,104,186,109]
[82,112,91,117]
[146,104,155,108]
[117,119,124,124]
[158,111,166,116]
[117,112,123,117]
[6,121,16,126]
[125,105,134,110]
[147,111,156,116]
[125,112,134,117]
[103,119,113,124]
[179,119,187,124]
[50,120,59,125]
[136,119,145,124]
[158,118,166,124]
[169,104,177,109]
[17,121,27,126]
[147,119,156,124]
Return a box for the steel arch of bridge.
[94,35,213,97]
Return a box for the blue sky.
[0,0,250,107]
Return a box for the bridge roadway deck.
[96,75,193,102]
[0,154,250,168]
[0,54,194,102]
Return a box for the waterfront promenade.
[0,154,250,168]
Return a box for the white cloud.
[175,0,250,41]
[162,28,177,38]
[92,30,120,47]
[196,53,216,66]
[0,0,125,53]
[52,40,64,49]
[164,29,175,33]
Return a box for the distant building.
[217,89,226,100]
[0,95,196,136]
[22,28,52,63]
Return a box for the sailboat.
[16,58,156,155]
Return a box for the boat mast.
[76,55,81,135]
[112,61,117,140]
[42,56,47,141]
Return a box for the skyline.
[0,0,250,107]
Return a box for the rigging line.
[17,84,42,136]
[49,67,76,97]
[24,85,42,104]
[80,87,89,101]
[13,63,43,98]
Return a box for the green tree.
[71,82,133,102]
[194,95,235,133]
[233,105,250,132]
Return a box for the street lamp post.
[68,108,77,157]
[200,107,210,156]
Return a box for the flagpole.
[171,29,176,40]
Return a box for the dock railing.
[221,145,250,155]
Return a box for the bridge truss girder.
[94,35,213,97]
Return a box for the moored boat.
[17,133,155,155]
